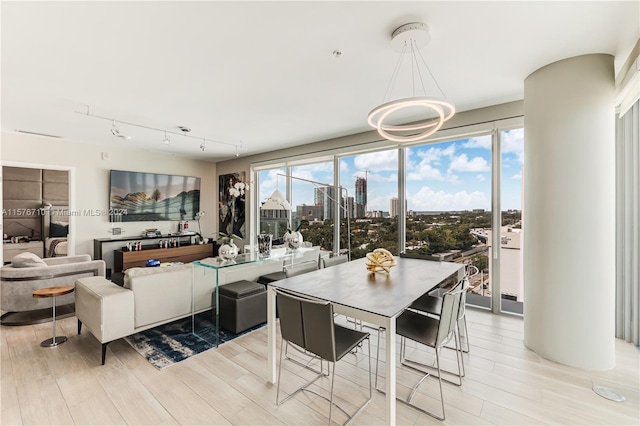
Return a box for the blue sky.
[259,129,524,212]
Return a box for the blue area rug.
[124,312,265,370]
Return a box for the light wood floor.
[1,308,638,425]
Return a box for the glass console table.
[191,249,301,347]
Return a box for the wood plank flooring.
[1,308,638,425]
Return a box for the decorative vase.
[257,233,273,257]
[219,240,238,261]
[283,229,303,250]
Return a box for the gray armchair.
[1,254,105,324]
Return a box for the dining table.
[266,256,464,425]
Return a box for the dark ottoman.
[217,280,267,334]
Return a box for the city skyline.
[259,129,524,213]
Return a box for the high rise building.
[355,176,367,218]
[314,185,339,220]
[389,197,398,218]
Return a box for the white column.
[523,54,616,370]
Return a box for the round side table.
[32,285,75,347]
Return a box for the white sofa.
[75,257,286,364]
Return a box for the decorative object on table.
[219,172,249,239]
[218,232,240,261]
[365,248,397,273]
[257,233,273,257]
[283,224,303,250]
[145,258,161,267]
[194,211,206,243]
[123,311,265,370]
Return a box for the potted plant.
[218,232,240,260]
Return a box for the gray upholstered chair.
[376,279,465,421]
[284,260,318,278]
[321,254,348,269]
[0,253,105,324]
[275,288,372,425]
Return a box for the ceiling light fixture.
[110,120,120,136]
[368,22,455,143]
[77,106,241,155]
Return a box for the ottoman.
[218,280,267,334]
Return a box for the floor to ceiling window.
[252,119,524,315]
[258,167,289,240]
[499,128,524,314]
[290,162,334,252]
[339,149,398,259]
[404,135,493,308]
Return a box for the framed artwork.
[219,171,247,238]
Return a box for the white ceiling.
[2,1,638,161]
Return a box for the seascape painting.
[110,170,201,222]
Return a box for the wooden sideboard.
[114,243,214,272]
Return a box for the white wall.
[1,132,217,259]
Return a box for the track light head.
[110,120,120,136]
[163,131,170,145]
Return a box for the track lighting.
[78,105,241,155]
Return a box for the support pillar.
[523,54,616,370]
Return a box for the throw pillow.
[50,222,69,237]
[11,252,47,268]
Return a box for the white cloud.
[476,174,486,182]
[407,145,458,181]
[502,128,524,164]
[409,186,489,211]
[369,172,397,183]
[415,144,456,165]
[449,154,490,172]
[463,136,491,150]
[512,172,522,180]
[354,150,398,171]
[258,168,286,200]
[340,159,349,172]
[407,164,444,181]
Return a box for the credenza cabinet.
[114,243,215,272]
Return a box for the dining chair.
[374,280,465,421]
[410,264,478,355]
[321,254,348,269]
[275,288,372,425]
[284,260,318,278]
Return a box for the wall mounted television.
[109,170,201,222]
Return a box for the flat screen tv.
[109,170,201,222]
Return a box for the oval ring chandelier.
[368,22,455,143]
